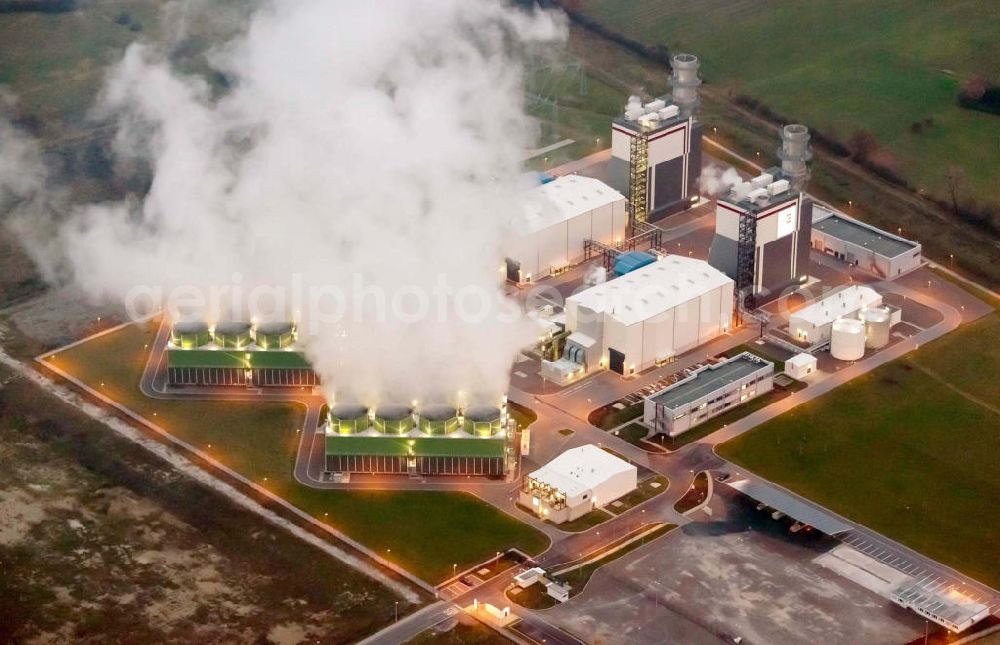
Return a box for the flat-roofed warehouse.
[505,175,626,283]
[550,256,734,379]
[520,444,637,524]
[811,206,922,278]
[643,352,774,436]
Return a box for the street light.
[394,601,399,623]
[453,563,457,578]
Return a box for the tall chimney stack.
[778,124,812,191]
[670,53,701,119]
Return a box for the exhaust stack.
[670,53,701,118]
[778,124,812,191]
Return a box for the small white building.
[784,353,818,379]
[811,207,922,278]
[545,256,734,382]
[506,175,627,283]
[520,444,637,524]
[788,285,883,345]
[513,567,546,589]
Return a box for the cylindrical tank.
[373,405,414,435]
[830,318,865,361]
[329,404,368,435]
[213,322,252,348]
[464,406,503,437]
[254,322,295,349]
[419,405,459,436]
[777,124,813,190]
[170,321,211,348]
[670,53,701,118]
[859,307,892,349]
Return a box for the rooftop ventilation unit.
[767,179,790,196]
[750,173,774,190]
[657,105,679,120]
[747,188,770,203]
[644,99,666,112]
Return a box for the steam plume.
[1,1,567,406]
[698,164,743,197]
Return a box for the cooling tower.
[254,322,295,349]
[373,404,414,435]
[213,322,252,348]
[419,405,460,436]
[170,321,211,348]
[329,404,369,435]
[464,405,503,437]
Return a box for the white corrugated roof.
[518,175,625,235]
[529,444,635,499]
[567,256,732,326]
[790,285,882,328]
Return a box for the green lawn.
[673,472,709,514]
[611,422,666,453]
[47,321,549,583]
[719,313,1000,588]
[577,0,1000,205]
[607,475,668,515]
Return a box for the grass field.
[719,313,1000,588]
[577,0,1000,205]
[46,321,549,583]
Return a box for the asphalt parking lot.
[542,487,925,645]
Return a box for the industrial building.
[506,175,627,283]
[784,352,818,379]
[811,206,922,278]
[787,285,890,345]
[708,124,815,308]
[542,255,734,384]
[166,321,318,387]
[642,352,774,437]
[608,53,703,222]
[324,403,512,477]
[520,444,637,524]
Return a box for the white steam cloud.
[698,164,743,197]
[2,1,568,406]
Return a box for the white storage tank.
[830,318,865,361]
[859,306,892,349]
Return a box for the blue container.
[614,251,656,276]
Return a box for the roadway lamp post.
[394,601,398,623]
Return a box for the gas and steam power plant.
[608,53,704,222]
[708,124,814,308]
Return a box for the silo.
[329,404,368,435]
[859,307,891,349]
[419,405,459,436]
[830,318,865,361]
[170,321,211,348]
[464,406,503,437]
[213,322,252,348]
[254,322,295,349]
[373,404,414,435]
